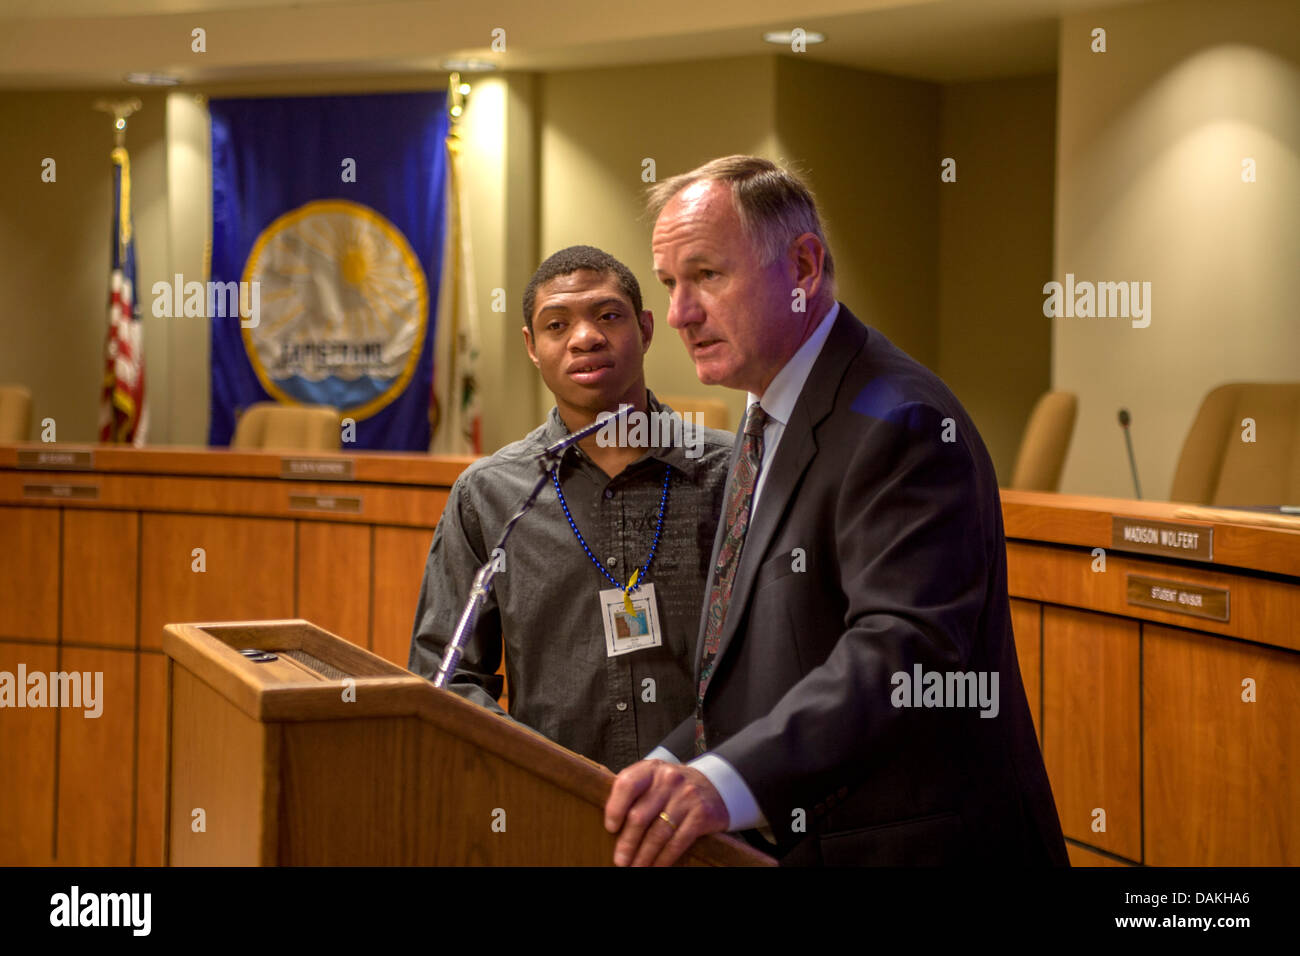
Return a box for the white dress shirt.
[646,302,841,834]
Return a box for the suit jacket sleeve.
[658,714,696,762]
[711,400,994,831]
[408,473,507,715]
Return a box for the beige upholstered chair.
[1009,391,1078,492]
[1169,383,1300,505]
[658,394,732,432]
[230,402,342,452]
[0,384,33,443]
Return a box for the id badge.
[599,582,663,658]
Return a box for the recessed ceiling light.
[762,30,826,45]
[125,72,181,86]
[441,58,498,73]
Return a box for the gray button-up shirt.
[408,395,734,772]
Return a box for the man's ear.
[791,232,827,302]
[638,309,654,352]
[522,325,540,369]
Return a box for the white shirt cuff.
[645,745,680,764]
[688,753,767,831]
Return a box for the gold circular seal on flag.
[240,198,428,420]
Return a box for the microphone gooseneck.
[1117,408,1142,500]
[433,403,636,689]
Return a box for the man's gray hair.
[646,155,835,283]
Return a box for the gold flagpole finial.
[447,72,470,127]
[93,98,143,148]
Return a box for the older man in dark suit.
[604,155,1068,867]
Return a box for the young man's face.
[524,269,654,419]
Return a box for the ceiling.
[0,0,1159,89]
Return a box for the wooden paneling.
[1002,489,1300,578]
[1066,841,1132,867]
[139,514,295,651]
[0,447,470,869]
[167,665,276,866]
[1043,607,1141,862]
[0,507,59,642]
[371,526,433,667]
[276,715,627,864]
[0,442,473,488]
[1009,599,1042,742]
[0,471,450,530]
[1007,541,1300,653]
[371,526,510,709]
[62,510,138,648]
[55,646,135,865]
[136,651,167,866]
[296,521,371,646]
[0,641,58,864]
[1144,624,1300,865]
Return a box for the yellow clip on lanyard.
[623,569,640,616]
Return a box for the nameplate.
[288,494,362,514]
[1126,574,1229,622]
[23,483,99,500]
[17,449,94,470]
[280,457,355,481]
[1111,517,1213,561]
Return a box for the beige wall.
[456,72,542,454]
[539,56,780,430]
[163,91,211,447]
[774,57,941,372]
[0,91,169,444]
[538,54,963,435]
[939,75,1057,482]
[1,58,1056,462]
[1053,0,1300,499]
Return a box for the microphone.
[1118,408,1142,500]
[433,402,637,689]
[541,403,633,460]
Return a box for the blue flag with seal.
[209,91,448,450]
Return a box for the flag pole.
[431,73,482,453]
[94,98,148,446]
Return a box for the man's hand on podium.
[604,759,728,866]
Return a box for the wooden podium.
[162,619,773,866]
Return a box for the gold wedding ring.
[658,810,678,830]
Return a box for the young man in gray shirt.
[408,246,733,772]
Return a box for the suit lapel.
[703,308,868,684]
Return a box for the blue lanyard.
[551,463,670,593]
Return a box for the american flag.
[98,145,147,445]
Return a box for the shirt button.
[604,489,614,499]
[616,701,628,711]
[607,556,618,567]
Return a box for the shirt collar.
[748,300,840,426]
[537,390,705,480]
